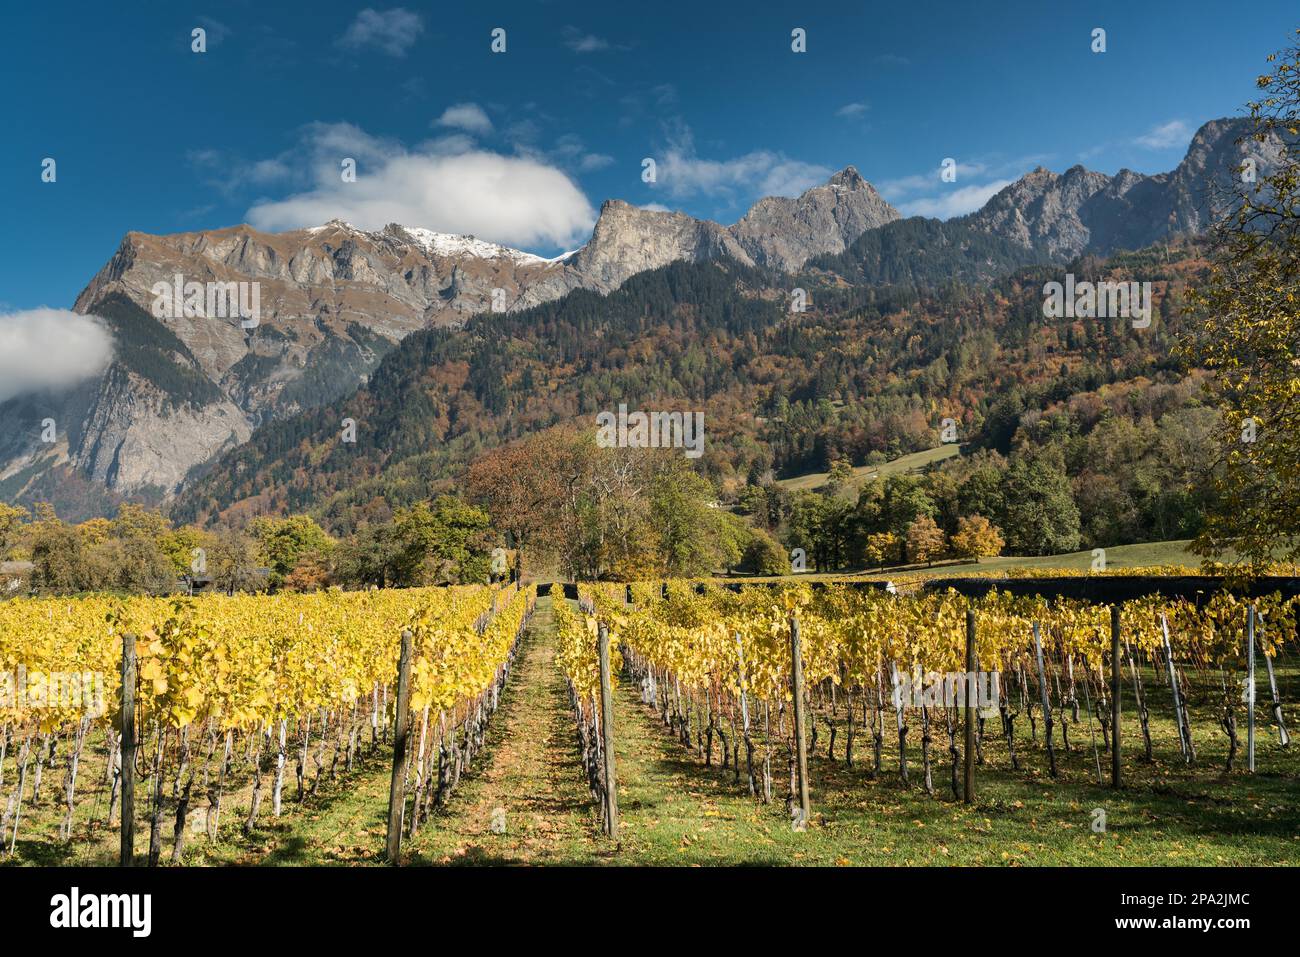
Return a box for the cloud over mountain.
[653,128,832,201]
[881,156,1050,220]
[244,123,596,251]
[1135,119,1192,150]
[899,179,1014,219]
[0,308,114,403]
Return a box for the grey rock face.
[72,366,253,492]
[10,221,586,504]
[570,201,754,288]
[963,118,1284,258]
[572,167,902,283]
[730,166,901,270]
[962,166,1112,259]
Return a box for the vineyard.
[574,582,1296,800]
[0,578,1297,866]
[0,583,536,864]
[551,578,1298,859]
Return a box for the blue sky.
[2,0,1295,310]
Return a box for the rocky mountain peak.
[827,165,867,189]
[962,117,1279,259]
[572,200,749,288]
[729,168,901,271]
[574,168,901,281]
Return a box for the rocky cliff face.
[571,166,901,284]
[962,117,1283,258]
[71,365,251,491]
[960,165,1112,259]
[570,201,752,287]
[71,219,586,383]
[3,221,588,513]
[2,169,898,513]
[731,166,901,270]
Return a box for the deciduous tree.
[950,515,1005,559]
[1186,32,1300,569]
[905,515,946,565]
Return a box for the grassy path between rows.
[402,595,841,865]
[404,597,612,864]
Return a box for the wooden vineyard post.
[1110,606,1121,789]
[964,608,976,804]
[1247,604,1256,773]
[1264,647,1290,747]
[120,633,137,867]
[736,633,756,796]
[789,616,811,829]
[1161,613,1191,762]
[1031,622,1056,777]
[597,621,619,838]
[386,629,413,864]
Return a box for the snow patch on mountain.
[396,226,555,264]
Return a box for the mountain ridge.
[0,116,1279,518]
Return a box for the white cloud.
[0,309,114,403]
[654,128,830,201]
[898,179,1014,219]
[188,149,293,194]
[420,132,478,156]
[757,160,833,198]
[244,123,596,250]
[878,171,934,195]
[836,102,868,118]
[545,133,616,173]
[435,103,492,136]
[337,8,423,58]
[563,26,612,52]
[1135,120,1190,150]
[879,161,996,196]
[878,153,1053,220]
